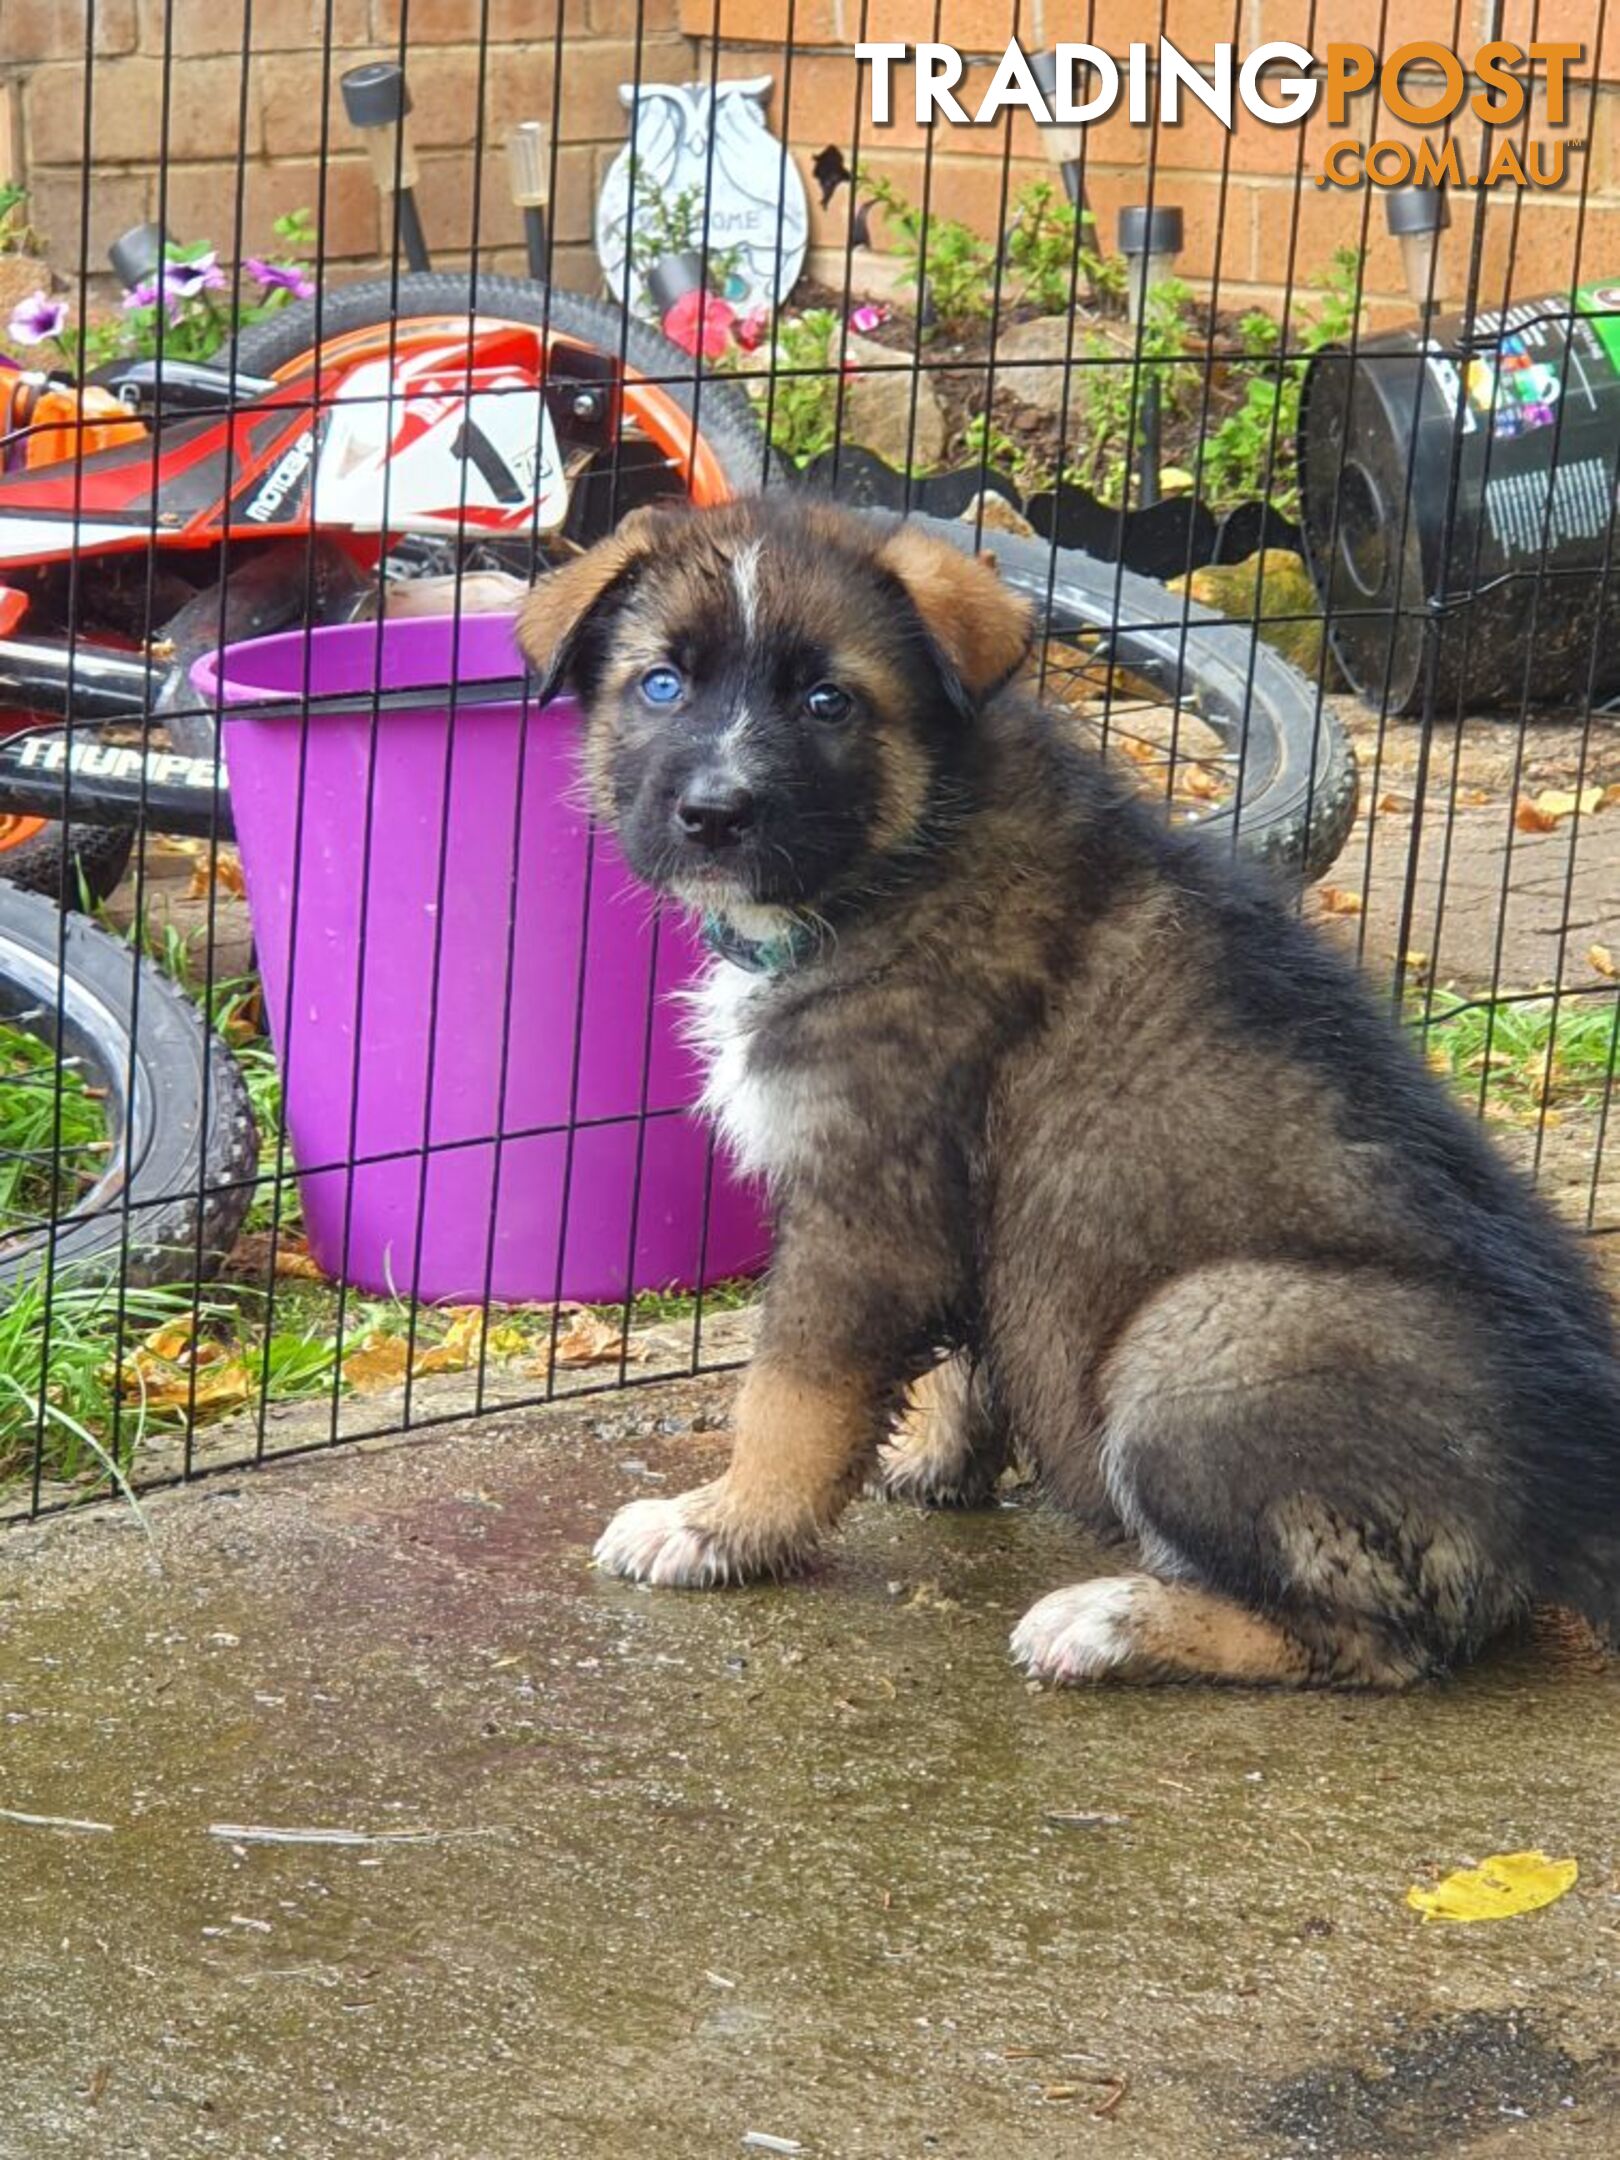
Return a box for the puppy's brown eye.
[804,681,852,724]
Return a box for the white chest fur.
[684,958,815,1184]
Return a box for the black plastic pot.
[1299,288,1620,714]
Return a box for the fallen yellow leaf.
[1514,796,1559,834]
[342,1333,412,1393]
[1316,885,1363,917]
[1532,786,1603,822]
[1589,944,1617,981]
[1406,1850,1577,1923]
[413,1305,529,1375]
[143,1316,195,1363]
[185,853,247,901]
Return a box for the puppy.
[519,498,1620,1689]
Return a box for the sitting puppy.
[519,499,1619,1690]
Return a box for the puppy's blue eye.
[804,681,852,723]
[639,665,685,707]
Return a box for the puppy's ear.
[878,524,1035,709]
[519,503,681,702]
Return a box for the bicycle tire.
[0,817,134,906]
[231,271,777,498]
[0,882,258,1289]
[915,518,1357,881]
[153,273,778,764]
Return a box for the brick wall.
[683,1,1620,330]
[0,0,689,296]
[6,2,1620,326]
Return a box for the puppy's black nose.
[675,781,756,850]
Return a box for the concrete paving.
[2,1380,1618,2160]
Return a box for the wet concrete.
[2,1382,1618,2160]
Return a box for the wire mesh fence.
[0,8,1614,1521]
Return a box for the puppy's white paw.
[593,1492,738,1589]
[1010,1575,1149,1684]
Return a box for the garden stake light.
[341,61,431,276]
[507,121,553,285]
[107,222,170,294]
[1385,184,1451,317]
[1118,203,1184,510]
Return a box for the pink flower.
[661,288,737,359]
[8,290,68,345]
[246,257,316,300]
[734,304,770,352]
[849,302,889,333]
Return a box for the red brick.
[18,166,153,275]
[1487,3,1614,88]
[158,154,380,261]
[487,35,691,139]
[24,57,262,167]
[1,0,138,64]
[587,0,680,28]
[370,0,562,40]
[136,0,370,53]
[866,0,1020,48]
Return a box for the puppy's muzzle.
[675,775,758,852]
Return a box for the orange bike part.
[2,378,146,469]
[264,315,740,509]
[0,811,47,852]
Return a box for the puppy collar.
[700,911,818,977]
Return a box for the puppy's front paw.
[593,1491,737,1588]
[1010,1576,1149,1684]
[592,1483,815,1589]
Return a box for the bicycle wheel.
[919,518,1357,880]
[157,273,777,763]
[0,812,133,906]
[0,882,258,1289]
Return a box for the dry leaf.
[1588,944,1617,980]
[1375,792,1410,814]
[553,1311,632,1367]
[1459,787,1493,807]
[1406,1850,1577,1924]
[1531,786,1603,822]
[1179,765,1222,801]
[143,1316,195,1363]
[342,1333,413,1393]
[185,853,247,901]
[1316,885,1364,917]
[1402,951,1431,975]
[230,1231,326,1281]
[412,1305,528,1375]
[1602,784,1620,811]
[1514,796,1559,834]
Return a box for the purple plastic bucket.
[192,613,767,1305]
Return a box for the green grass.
[0,1271,230,1486]
[1420,990,1620,1115]
[0,1026,107,1239]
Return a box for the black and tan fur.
[520,498,1620,1690]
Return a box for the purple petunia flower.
[8,290,69,345]
[161,250,226,300]
[849,302,889,334]
[245,257,315,300]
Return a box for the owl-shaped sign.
[595,78,809,319]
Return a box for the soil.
[793,277,1263,500]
